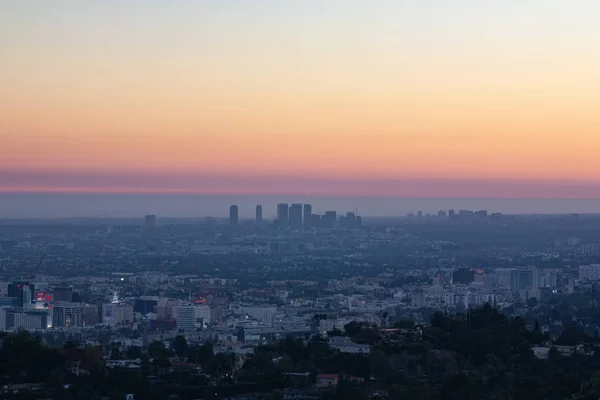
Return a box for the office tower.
[102,303,134,325]
[322,211,337,229]
[276,203,289,228]
[345,212,356,228]
[303,204,312,228]
[53,286,73,303]
[310,214,321,229]
[289,203,303,229]
[255,205,263,224]
[134,296,158,314]
[510,266,539,293]
[144,214,156,229]
[355,215,362,226]
[229,205,239,226]
[452,268,474,285]
[448,209,456,218]
[53,302,84,328]
[6,310,48,330]
[8,282,34,308]
[579,265,600,281]
[173,304,197,331]
[196,304,211,326]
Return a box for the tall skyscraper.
[510,266,539,293]
[276,203,289,228]
[8,282,34,308]
[255,205,263,224]
[322,211,337,229]
[144,214,156,229]
[289,203,303,229]
[303,204,312,228]
[229,205,239,226]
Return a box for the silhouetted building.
[229,205,239,226]
[452,268,474,285]
[145,214,156,229]
[277,203,289,228]
[255,205,263,224]
[322,211,337,229]
[303,204,312,228]
[134,298,158,314]
[344,212,356,228]
[8,282,34,308]
[289,203,303,230]
[310,214,321,228]
[53,287,73,303]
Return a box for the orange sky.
[2,1,600,195]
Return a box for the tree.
[148,341,168,360]
[172,335,188,359]
[394,319,415,329]
[126,345,143,359]
[328,328,344,337]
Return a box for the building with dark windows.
[452,268,474,285]
[134,297,158,314]
[8,282,34,308]
[229,205,239,226]
[276,203,289,228]
[255,205,263,224]
[303,204,312,228]
[289,203,303,230]
[53,286,73,303]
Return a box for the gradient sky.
[2,1,600,197]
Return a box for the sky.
[2,1,600,199]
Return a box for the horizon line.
[3,188,600,200]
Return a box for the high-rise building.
[276,203,289,228]
[6,310,48,330]
[8,282,34,308]
[229,205,239,226]
[82,304,100,326]
[303,204,312,228]
[134,297,158,314]
[196,304,211,326]
[579,265,600,281]
[322,211,337,229]
[452,268,474,285]
[145,215,156,229]
[53,302,84,328]
[255,205,263,224]
[510,266,539,293]
[102,303,134,325]
[53,287,73,303]
[289,204,303,229]
[344,212,356,228]
[173,304,197,331]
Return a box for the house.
[531,346,550,360]
[68,361,91,376]
[328,337,369,354]
[316,374,339,388]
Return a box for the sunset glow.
[2,1,600,197]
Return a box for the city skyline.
[2,1,600,197]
